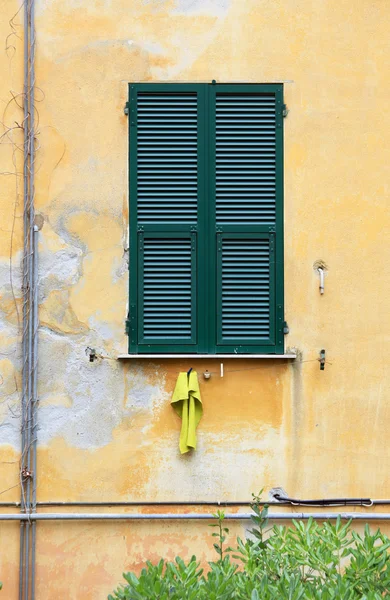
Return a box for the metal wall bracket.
[319,349,326,370]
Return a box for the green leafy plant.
[209,509,233,561]
[108,494,390,599]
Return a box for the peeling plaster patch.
[141,0,231,14]
[0,421,20,449]
[0,255,22,293]
[55,208,97,253]
[0,359,20,449]
[149,2,231,79]
[87,316,115,340]
[37,329,169,449]
[109,251,127,286]
[0,257,21,449]
[0,317,19,356]
[37,328,76,397]
[126,367,169,416]
[38,227,83,304]
[141,41,164,55]
[40,290,88,335]
[174,0,232,15]
[114,249,129,281]
[0,377,20,449]
[56,39,149,65]
[39,248,83,297]
[38,329,125,449]
[0,261,22,334]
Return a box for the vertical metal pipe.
[29,2,36,597]
[25,0,36,594]
[24,520,30,600]
[31,225,38,600]
[31,524,36,600]
[20,0,31,596]
[25,258,32,600]
[21,0,29,471]
[18,523,25,600]
[25,0,35,515]
[20,1,37,598]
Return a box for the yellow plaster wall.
[0,0,389,597]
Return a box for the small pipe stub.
[313,261,327,295]
[319,349,326,370]
[85,347,97,362]
[318,268,325,294]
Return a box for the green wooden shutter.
[128,84,206,353]
[209,84,284,354]
[129,83,284,355]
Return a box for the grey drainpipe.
[31,224,39,600]
[19,0,29,594]
[20,1,37,599]
[4,512,390,522]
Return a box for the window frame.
[128,82,284,355]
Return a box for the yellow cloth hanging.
[171,371,203,454]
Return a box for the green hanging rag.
[171,371,203,454]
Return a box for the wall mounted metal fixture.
[318,267,325,294]
[85,347,97,362]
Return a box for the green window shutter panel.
[210,85,284,353]
[129,84,206,353]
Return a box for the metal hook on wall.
[318,268,325,294]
